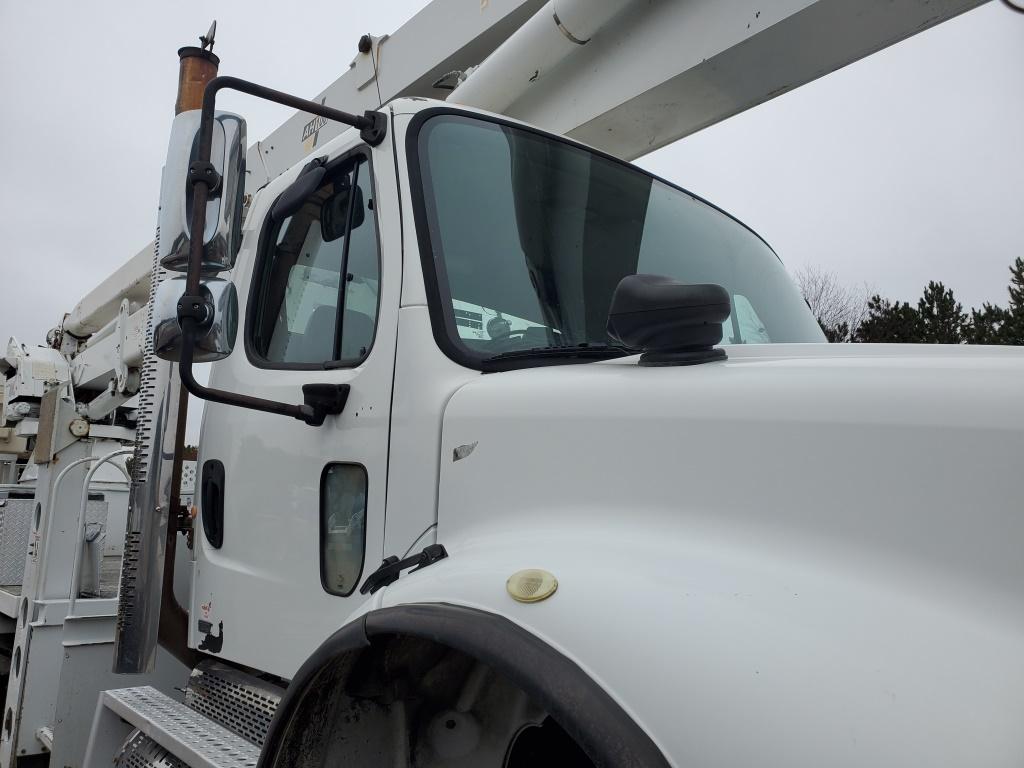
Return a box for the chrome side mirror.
[158,110,247,273]
[153,276,238,362]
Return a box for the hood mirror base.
[638,347,727,367]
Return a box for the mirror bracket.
[176,292,214,327]
[187,159,222,196]
[301,383,351,427]
[359,110,388,147]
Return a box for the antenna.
[200,20,217,51]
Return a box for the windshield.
[414,114,825,366]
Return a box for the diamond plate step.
[101,687,260,768]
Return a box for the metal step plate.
[185,660,285,747]
[118,730,186,768]
[101,687,260,768]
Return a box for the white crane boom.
[451,0,988,160]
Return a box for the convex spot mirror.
[158,110,247,273]
[153,276,238,363]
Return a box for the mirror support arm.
[178,332,316,422]
[179,75,380,427]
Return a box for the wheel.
[263,606,668,768]
[274,636,597,768]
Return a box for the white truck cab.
[193,97,830,677]
[136,86,1023,766]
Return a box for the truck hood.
[438,342,1024,615]
[432,344,1024,761]
[428,343,1024,761]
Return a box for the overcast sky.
[1,0,1021,352]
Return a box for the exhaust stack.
[176,24,220,114]
[112,28,219,674]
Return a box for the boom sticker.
[301,98,329,151]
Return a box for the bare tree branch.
[792,265,872,342]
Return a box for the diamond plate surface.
[0,498,33,586]
[0,498,109,588]
[105,687,260,768]
[185,660,283,747]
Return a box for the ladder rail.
[67,448,133,618]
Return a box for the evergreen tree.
[854,296,922,343]
[916,281,966,343]
[964,258,1024,345]
[965,303,1008,345]
[801,257,1024,346]
[1009,257,1024,310]
[823,322,851,343]
[1002,257,1024,345]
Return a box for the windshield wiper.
[481,342,634,370]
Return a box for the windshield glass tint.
[416,115,824,360]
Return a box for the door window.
[250,155,379,366]
[320,463,368,596]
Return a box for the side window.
[320,464,367,597]
[339,163,379,360]
[250,155,379,366]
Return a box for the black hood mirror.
[607,274,730,366]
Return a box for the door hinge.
[359,544,448,595]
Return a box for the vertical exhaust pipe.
[176,33,220,115]
[113,32,218,674]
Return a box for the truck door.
[193,142,398,677]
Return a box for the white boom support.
[64,246,153,339]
